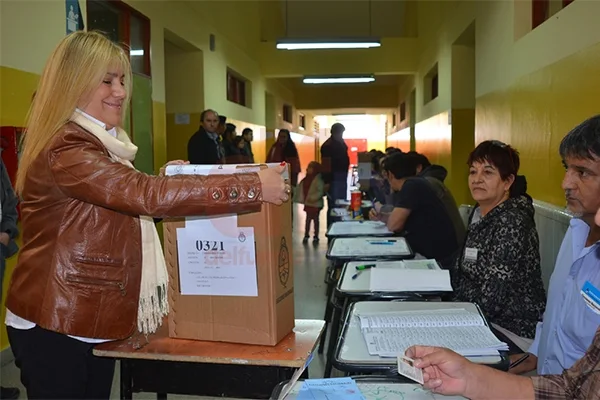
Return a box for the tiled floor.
[1,204,332,399]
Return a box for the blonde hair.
[16,31,132,194]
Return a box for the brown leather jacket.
[7,122,263,340]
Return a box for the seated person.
[369,152,465,268]
[509,115,600,376]
[366,150,389,203]
[450,140,546,340]
[406,151,448,182]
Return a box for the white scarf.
[70,113,169,336]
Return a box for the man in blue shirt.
[509,115,600,375]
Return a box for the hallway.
[0,205,331,399]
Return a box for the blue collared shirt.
[528,218,600,374]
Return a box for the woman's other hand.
[159,160,189,177]
[258,165,289,205]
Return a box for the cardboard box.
[163,164,295,346]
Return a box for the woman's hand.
[159,160,189,177]
[258,165,289,205]
[405,346,472,396]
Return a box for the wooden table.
[94,319,325,399]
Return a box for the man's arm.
[465,364,535,400]
[320,144,332,184]
[386,207,411,232]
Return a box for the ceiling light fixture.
[277,38,381,51]
[130,49,144,56]
[303,75,375,84]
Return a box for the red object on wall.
[1,126,25,218]
[344,139,368,167]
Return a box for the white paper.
[358,310,508,358]
[165,162,289,180]
[369,268,452,292]
[175,113,190,125]
[176,226,258,297]
[330,237,410,257]
[328,221,392,237]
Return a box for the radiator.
[458,200,571,292]
[533,200,572,292]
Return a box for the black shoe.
[313,236,320,243]
[0,387,20,400]
[302,236,309,244]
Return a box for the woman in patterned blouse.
[451,140,546,340]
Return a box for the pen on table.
[355,264,376,271]
[352,264,376,279]
[509,354,529,369]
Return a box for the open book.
[359,309,508,357]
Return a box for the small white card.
[397,356,424,384]
[464,247,478,261]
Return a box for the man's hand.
[0,232,10,246]
[406,346,472,396]
[159,160,190,177]
[374,201,383,213]
[369,208,379,221]
[508,353,537,375]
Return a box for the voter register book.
[359,308,509,358]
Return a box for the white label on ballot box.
[176,224,258,297]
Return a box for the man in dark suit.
[187,109,225,165]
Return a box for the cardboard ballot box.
[163,163,295,346]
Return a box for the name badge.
[464,247,478,262]
[581,281,600,315]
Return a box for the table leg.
[324,297,345,378]
[120,360,133,400]
[318,283,335,354]
[156,393,167,400]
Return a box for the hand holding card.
[397,356,424,384]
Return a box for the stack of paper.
[369,260,452,292]
[359,309,508,357]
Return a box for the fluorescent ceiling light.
[130,49,144,56]
[303,76,375,84]
[276,38,380,50]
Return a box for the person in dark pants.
[0,158,20,400]
[5,31,289,400]
[320,123,350,227]
[241,128,255,163]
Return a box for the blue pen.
[369,241,394,245]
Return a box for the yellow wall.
[402,0,600,207]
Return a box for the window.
[299,113,306,130]
[424,63,439,104]
[400,102,406,121]
[87,0,151,76]
[227,70,247,107]
[532,0,574,30]
[392,113,397,127]
[532,0,549,29]
[283,104,293,124]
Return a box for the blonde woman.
[4,31,289,399]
